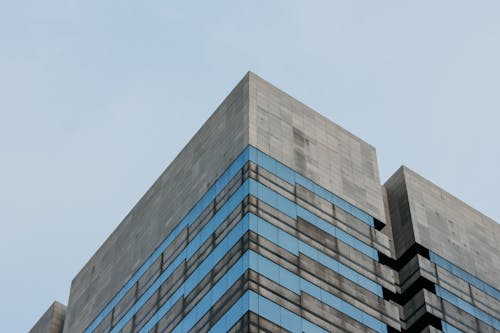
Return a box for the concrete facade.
[385,166,499,289]
[29,72,499,333]
[384,167,500,332]
[247,72,386,223]
[29,302,66,333]
[62,74,249,333]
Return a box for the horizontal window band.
[164,250,387,333]
[134,233,250,331]
[84,149,250,333]
[86,145,381,333]
[107,191,248,330]
[187,274,249,333]
[213,271,367,333]
[102,184,383,331]
[399,288,495,333]
[150,270,250,333]
[253,197,396,291]
[248,178,379,260]
[426,296,493,333]
[110,209,253,332]
[117,201,245,328]
[239,311,293,333]
[247,213,384,296]
[155,253,386,333]
[393,254,500,329]
[437,276,499,319]
[246,146,376,226]
[441,321,464,333]
[248,162,389,254]
[430,252,500,301]
[139,253,322,333]
[95,212,248,332]
[436,286,499,330]
[400,253,500,319]
[137,236,387,333]
[136,214,390,329]
[245,234,399,326]
[247,270,380,333]
[108,197,381,329]
[211,290,328,333]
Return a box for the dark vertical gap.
[374,218,385,231]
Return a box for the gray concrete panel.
[63,74,250,333]
[247,72,386,223]
[29,301,66,333]
[384,167,415,259]
[385,166,500,290]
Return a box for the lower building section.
[31,145,500,333]
[77,146,400,333]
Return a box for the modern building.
[30,72,499,333]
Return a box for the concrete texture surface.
[29,301,66,333]
[63,74,249,333]
[385,166,499,290]
[248,72,386,223]
[62,72,388,332]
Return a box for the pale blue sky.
[1,1,499,331]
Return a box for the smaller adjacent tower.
[384,166,499,332]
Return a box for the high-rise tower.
[30,73,499,333]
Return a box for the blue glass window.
[430,252,500,301]
[436,286,499,330]
[86,145,382,333]
[442,321,464,333]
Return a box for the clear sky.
[1,1,499,331]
